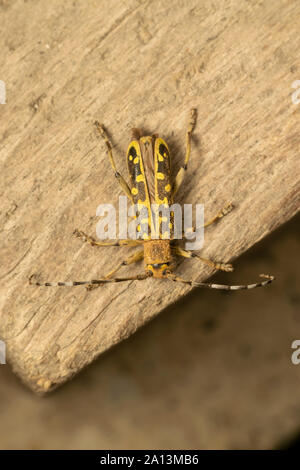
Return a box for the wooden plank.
[0,0,299,393]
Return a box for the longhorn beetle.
[29,108,274,291]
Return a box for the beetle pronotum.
[29,109,274,291]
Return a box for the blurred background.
[0,214,299,449]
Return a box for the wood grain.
[0,0,299,393]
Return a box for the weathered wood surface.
[0,0,299,393]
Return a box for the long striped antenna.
[29,273,151,287]
[167,274,275,290]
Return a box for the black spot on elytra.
[159,143,169,157]
[128,146,137,159]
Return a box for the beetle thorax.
[144,240,172,278]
